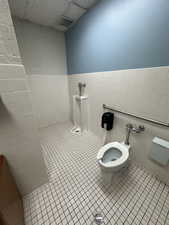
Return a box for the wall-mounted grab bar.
[103,104,169,128]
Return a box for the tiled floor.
[24,122,169,225]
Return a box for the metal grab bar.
[103,104,169,128]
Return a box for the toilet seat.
[97,142,129,168]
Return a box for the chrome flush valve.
[78,82,86,96]
[125,123,145,145]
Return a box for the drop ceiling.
[8,0,98,31]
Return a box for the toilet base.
[101,170,113,184]
[100,162,130,185]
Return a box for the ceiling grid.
[8,0,98,31]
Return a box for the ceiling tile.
[73,0,98,9]
[64,3,86,20]
[24,0,68,27]
[8,0,99,31]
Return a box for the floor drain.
[94,213,103,224]
[70,127,81,135]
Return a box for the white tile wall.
[1,90,33,115]
[0,65,48,195]
[0,0,21,64]
[0,64,26,79]
[0,0,13,26]
[0,0,48,195]
[0,113,47,194]
[68,67,169,185]
[0,79,28,92]
[13,18,67,75]
[29,75,70,128]
[13,18,71,128]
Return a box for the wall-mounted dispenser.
[150,137,169,166]
[101,112,114,131]
[101,112,114,145]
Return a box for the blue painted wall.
[65,0,169,74]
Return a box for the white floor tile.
[24,122,169,225]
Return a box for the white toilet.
[97,142,130,183]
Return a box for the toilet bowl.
[97,142,130,183]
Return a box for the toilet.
[97,142,130,183]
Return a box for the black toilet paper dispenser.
[101,112,114,131]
